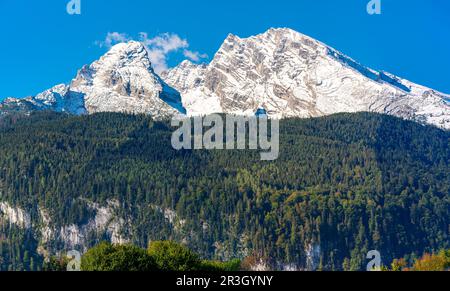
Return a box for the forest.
[0,111,448,271]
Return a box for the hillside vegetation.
[0,111,448,271]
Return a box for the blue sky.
[0,0,449,99]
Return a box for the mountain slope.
[0,42,186,119]
[163,28,450,129]
[70,41,185,117]
[0,111,448,270]
[0,84,85,116]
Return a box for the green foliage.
[81,242,156,271]
[147,241,201,271]
[199,259,242,271]
[0,224,43,271]
[0,111,448,271]
[81,241,239,271]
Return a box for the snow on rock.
[161,60,222,116]
[163,27,450,129]
[1,42,185,120]
[70,41,185,118]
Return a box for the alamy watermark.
[65,1,380,16]
[367,0,382,15]
[366,250,382,271]
[66,0,81,15]
[171,114,280,161]
[66,250,81,271]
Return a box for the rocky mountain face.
[0,84,85,116]
[1,28,449,129]
[163,28,450,129]
[0,41,185,119]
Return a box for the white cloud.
[97,32,130,48]
[97,32,208,74]
[139,32,189,73]
[183,50,208,62]
[139,32,188,53]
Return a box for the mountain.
[1,27,448,272]
[162,28,450,129]
[1,27,449,128]
[0,111,448,270]
[0,41,186,119]
[0,84,85,116]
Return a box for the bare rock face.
[163,28,450,129]
[0,202,31,229]
[0,200,129,255]
[1,41,186,120]
[0,84,86,116]
[70,41,185,118]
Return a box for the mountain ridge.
[0,41,186,119]
[1,27,449,128]
[163,27,450,128]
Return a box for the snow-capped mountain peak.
[1,28,449,129]
[69,40,185,116]
[163,28,450,129]
[1,41,186,119]
[94,41,152,71]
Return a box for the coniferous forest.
[0,111,448,271]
